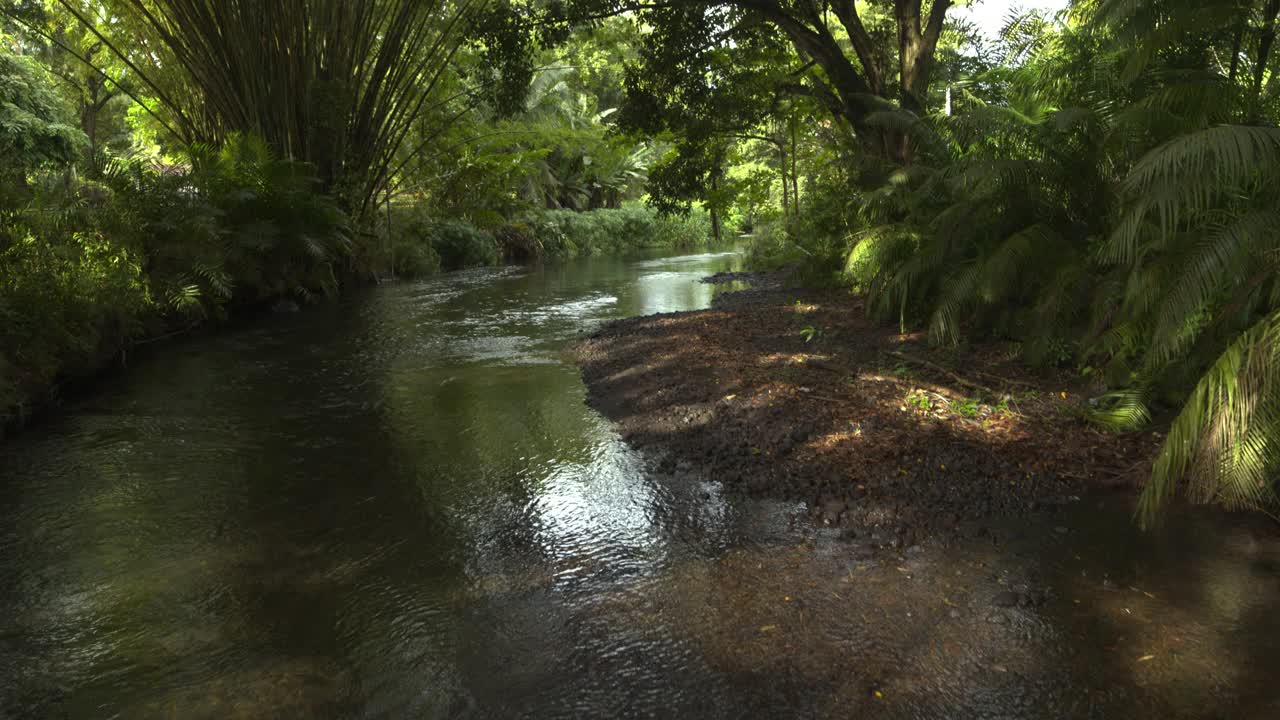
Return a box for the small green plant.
[951,397,981,418]
[904,389,933,413]
[994,396,1013,416]
[799,325,820,343]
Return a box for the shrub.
[369,205,442,278]
[392,238,442,278]
[494,222,543,263]
[653,209,712,249]
[0,219,151,427]
[1,133,354,430]
[425,219,498,269]
[524,203,712,257]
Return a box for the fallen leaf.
[1137,654,1155,662]
[759,625,778,633]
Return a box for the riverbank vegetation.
[565,0,1279,523]
[1,0,1277,522]
[0,2,709,430]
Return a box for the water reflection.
[0,249,1278,718]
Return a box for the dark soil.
[575,278,1162,547]
[700,271,772,285]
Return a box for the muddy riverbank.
[575,275,1164,547]
[569,275,1280,717]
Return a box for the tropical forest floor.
[575,273,1164,547]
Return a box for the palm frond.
[1140,310,1280,525]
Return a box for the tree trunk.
[1256,0,1280,99]
[896,0,950,113]
[779,137,791,224]
[710,1,954,163]
[710,169,723,244]
[1229,17,1245,82]
[790,117,800,221]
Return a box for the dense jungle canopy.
[2,0,1280,523]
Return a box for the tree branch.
[830,0,884,93]
[924,0,953,48]
[1,6,187,142]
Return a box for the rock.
[949,609,962,619]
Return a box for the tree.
[45,0,481,214]
[558,0,956,162]
[0,32,83,205]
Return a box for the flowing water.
[1,249,1278,719]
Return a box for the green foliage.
[652,208,713,249]
[792,2,1280,518]
[951,397,981,418]
[0,132,351,428]
[2,0,1276,527]
[366,206,443,279]
[0,212,149,425]
[102,133,351,313]
[1140,311,1280,525]
[904,389,934,414]
[1081,390,1152,432]
[424,219,499,270]
[0,35,83,199]
[524,203,711,257]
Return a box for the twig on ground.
[888,351,995,395]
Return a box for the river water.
[1,250,1278,718]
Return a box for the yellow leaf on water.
[874,691,883,699]
[759,625,778,633]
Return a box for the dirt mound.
[575,287,1159,547]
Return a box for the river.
[1,249,1278,718]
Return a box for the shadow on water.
[1,248,1278,718]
